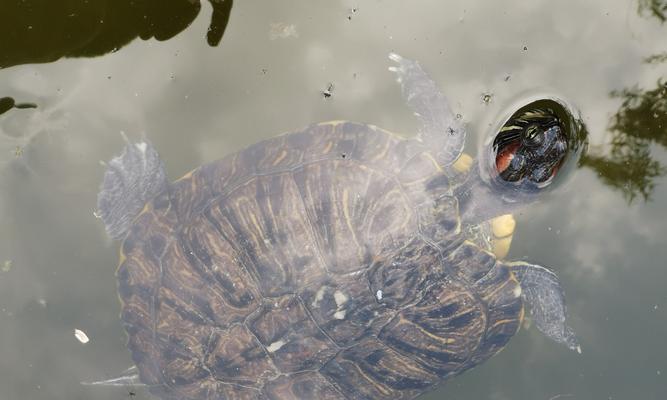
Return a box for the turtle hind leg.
[506,261,581,353]
[388,52,465,166]
[97,136,168,240]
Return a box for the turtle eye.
[522,124,544,148]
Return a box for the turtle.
[95,53,586,400]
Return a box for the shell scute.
[378,279,485,376]
[262,372,343,400]
[247,295,338,372]
[202,172,327,297]
[367,239,442,310]
[321,338,438,400]
[170,225,261,326]
[205,324,279,387]
[300,277,391,347]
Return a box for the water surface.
[1,1,666,399]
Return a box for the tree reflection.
[0,0,233,69]
[644,52,667,64]
[638,0,667,22]
[581,79,667,202]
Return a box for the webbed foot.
[97,134,167,240]
[507,261,580,352]
[388,52,465,166]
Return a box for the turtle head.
[458,94,587,224]
[478,95,587,201]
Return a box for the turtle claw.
[388,52,404,62]
[81,365,145,387]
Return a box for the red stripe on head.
[495,142,521,173]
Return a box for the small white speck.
[267,340,286,353]
[334,290,348,307]
[334,310,346,320]
[269,22,299,40]
[376,290,383,300]
[135,142,147,153]
[513,285,522,298]
[74,329,89,344]
[311,286,326,308]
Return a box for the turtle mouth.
[492,101,572,189]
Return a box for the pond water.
[1,0,666,399]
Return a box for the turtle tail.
[97,135,168,240]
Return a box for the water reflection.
[0,97,38,116]
[578,0,667,202]
[0,0,233,70]
[638,0,667,22]
[581,79,667,202]
[644,52,667,64]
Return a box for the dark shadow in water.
[0,0,233,70]
[638,0,667,22]
[0,97,38,116]
[583,0,667,203]
[644,52,667,64]
[581,78,667,202]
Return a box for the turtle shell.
[117,121,523,400]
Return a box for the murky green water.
[1,1,666,399]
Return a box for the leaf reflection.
[0,0,233,69]
[638,0,667,23]
[581,79,667,203]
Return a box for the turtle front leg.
[388,52,465,166]
[97,135,168,240]
[506,261,580,353]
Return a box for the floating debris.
[14,146,23,157]
[322,83,334,99]
[267,340,286,353]
[74,329,90,344]
[14,102,37,109]
[0,97,37,116]
[481,93,493,104]
[0,97,14,115]
[1,260,12,272]
[376,290,383,301]
[347,7,359,20]
[269,22,298,40]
